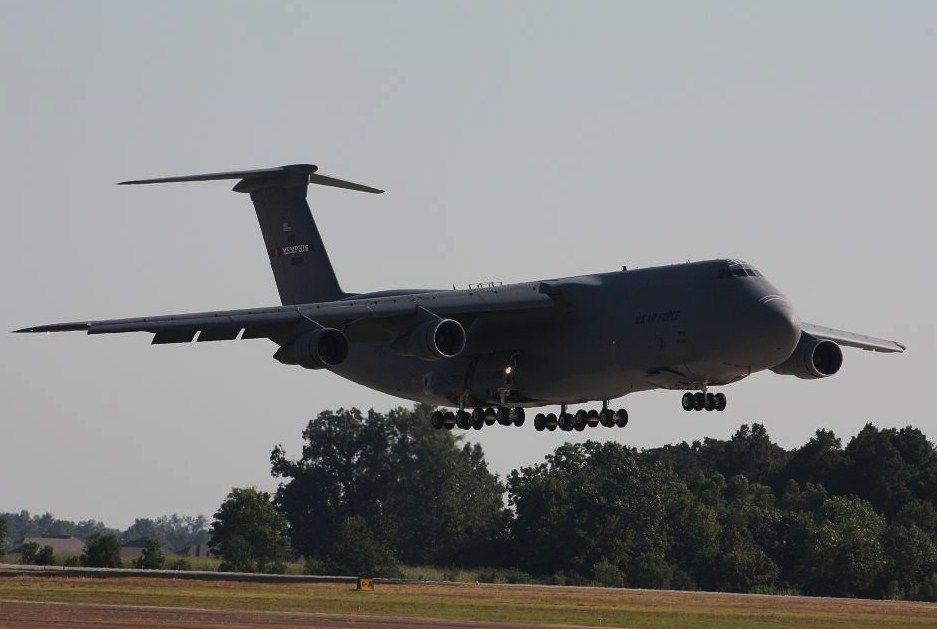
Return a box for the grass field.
[1,575,935,628]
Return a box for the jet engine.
[771,333,843,379]
[274,328,349,369]
[394,318,466,360]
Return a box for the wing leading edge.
[14,284,554,345]
[801,322,906,353]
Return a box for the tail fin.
[120,164,383,305]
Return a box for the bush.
[20,542,39,564]
[34,545,55,566]
[303,557,327,575]
[166,558,191,571]
[62,555,80,567]
[592,560,625,588]
[81,532,122,568]
[328,516,401,578]
[134,539,165,570]
[475,568,533,584]
[628,553,673,589]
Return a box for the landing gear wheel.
[714,392,727,412]
[545,413,558,431]
[682,392,694,411]
[574,410,588,430]
[534,413,545,431]
[456,410,472,430]
[600,409,615,428]
[614,409,629,428]
[512,408,526,427]
[586,409,600,427]
[472,408,485,426]
[693,392,705,411]
[497,407,512,426]
[485,407,497,424]
[559,412,574,431]
[704,393,716,412]
[471,414,484,430]
[443,412,456,430]
[431,411,444,429]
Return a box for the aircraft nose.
[757,296,801,362]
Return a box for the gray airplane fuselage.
[20,164,902,418]
[333,259,799,408]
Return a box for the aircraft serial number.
[634,310,681,324]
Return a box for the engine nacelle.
[394,318,466,361]
[274,328,349,370]
[771,333,843,379]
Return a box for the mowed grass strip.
[0,576,935,628]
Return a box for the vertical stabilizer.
[119,163,384,305]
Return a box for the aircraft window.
[745,269,757,277]
[731,268,747,277]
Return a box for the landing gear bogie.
[682,391,728,412]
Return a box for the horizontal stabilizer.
[118,164,384,194]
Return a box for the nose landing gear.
[682,391,727,412]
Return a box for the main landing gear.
[533,401,628,432]
[430,407,526,431]
[681,391,727,412]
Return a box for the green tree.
[806,496,886,597]
[508,441,688,580]
[328,516,401,577]
[20,541,39,564]
[271,405,505,567]
[34,545,55,566]
[0,517,7,555]
[81,532,122,568]
[134,538,166,570]
[209,487,290,573]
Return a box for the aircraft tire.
[693,392,706,411]
[614,409,629,427]
[471,415,484,430]
[443,412,456,430]
[545,412,558,431]
[714,392,727,411]
[559,412,573,431]
[512,408,526,427]
[473,408,485,425]
[574,410,588,429]
[586,409,600,427]
[431,411,444,429]
[682,392,694,411]
[497,407,511,425]
[456,410,472,430]
[704,393,716,411]
[534,413,545,431]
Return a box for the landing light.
[505,366,513,375]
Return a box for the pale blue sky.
[2,1,934,527]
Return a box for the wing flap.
[802,322,906,353]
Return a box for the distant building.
[20,536,84,557]
[183,543,213,558]
[119,538,150,560]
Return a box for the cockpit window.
[718,264,762,279]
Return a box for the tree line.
[3,404,935,601]
[212,405,935,600]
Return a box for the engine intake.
[394,318,466,360]
[771,333,843,379]
[274,328,349,369]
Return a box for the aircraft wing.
[14,284,554,344]
[801,322,906,353]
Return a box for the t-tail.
[119,164,383,305]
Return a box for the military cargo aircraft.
[16,164,905,432]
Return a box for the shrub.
[134,539,165,570]
[592,560,625,588]
[20,542,39,564]
[81,532,122,568]
[34,545,55,566]
[166,558,192,571]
